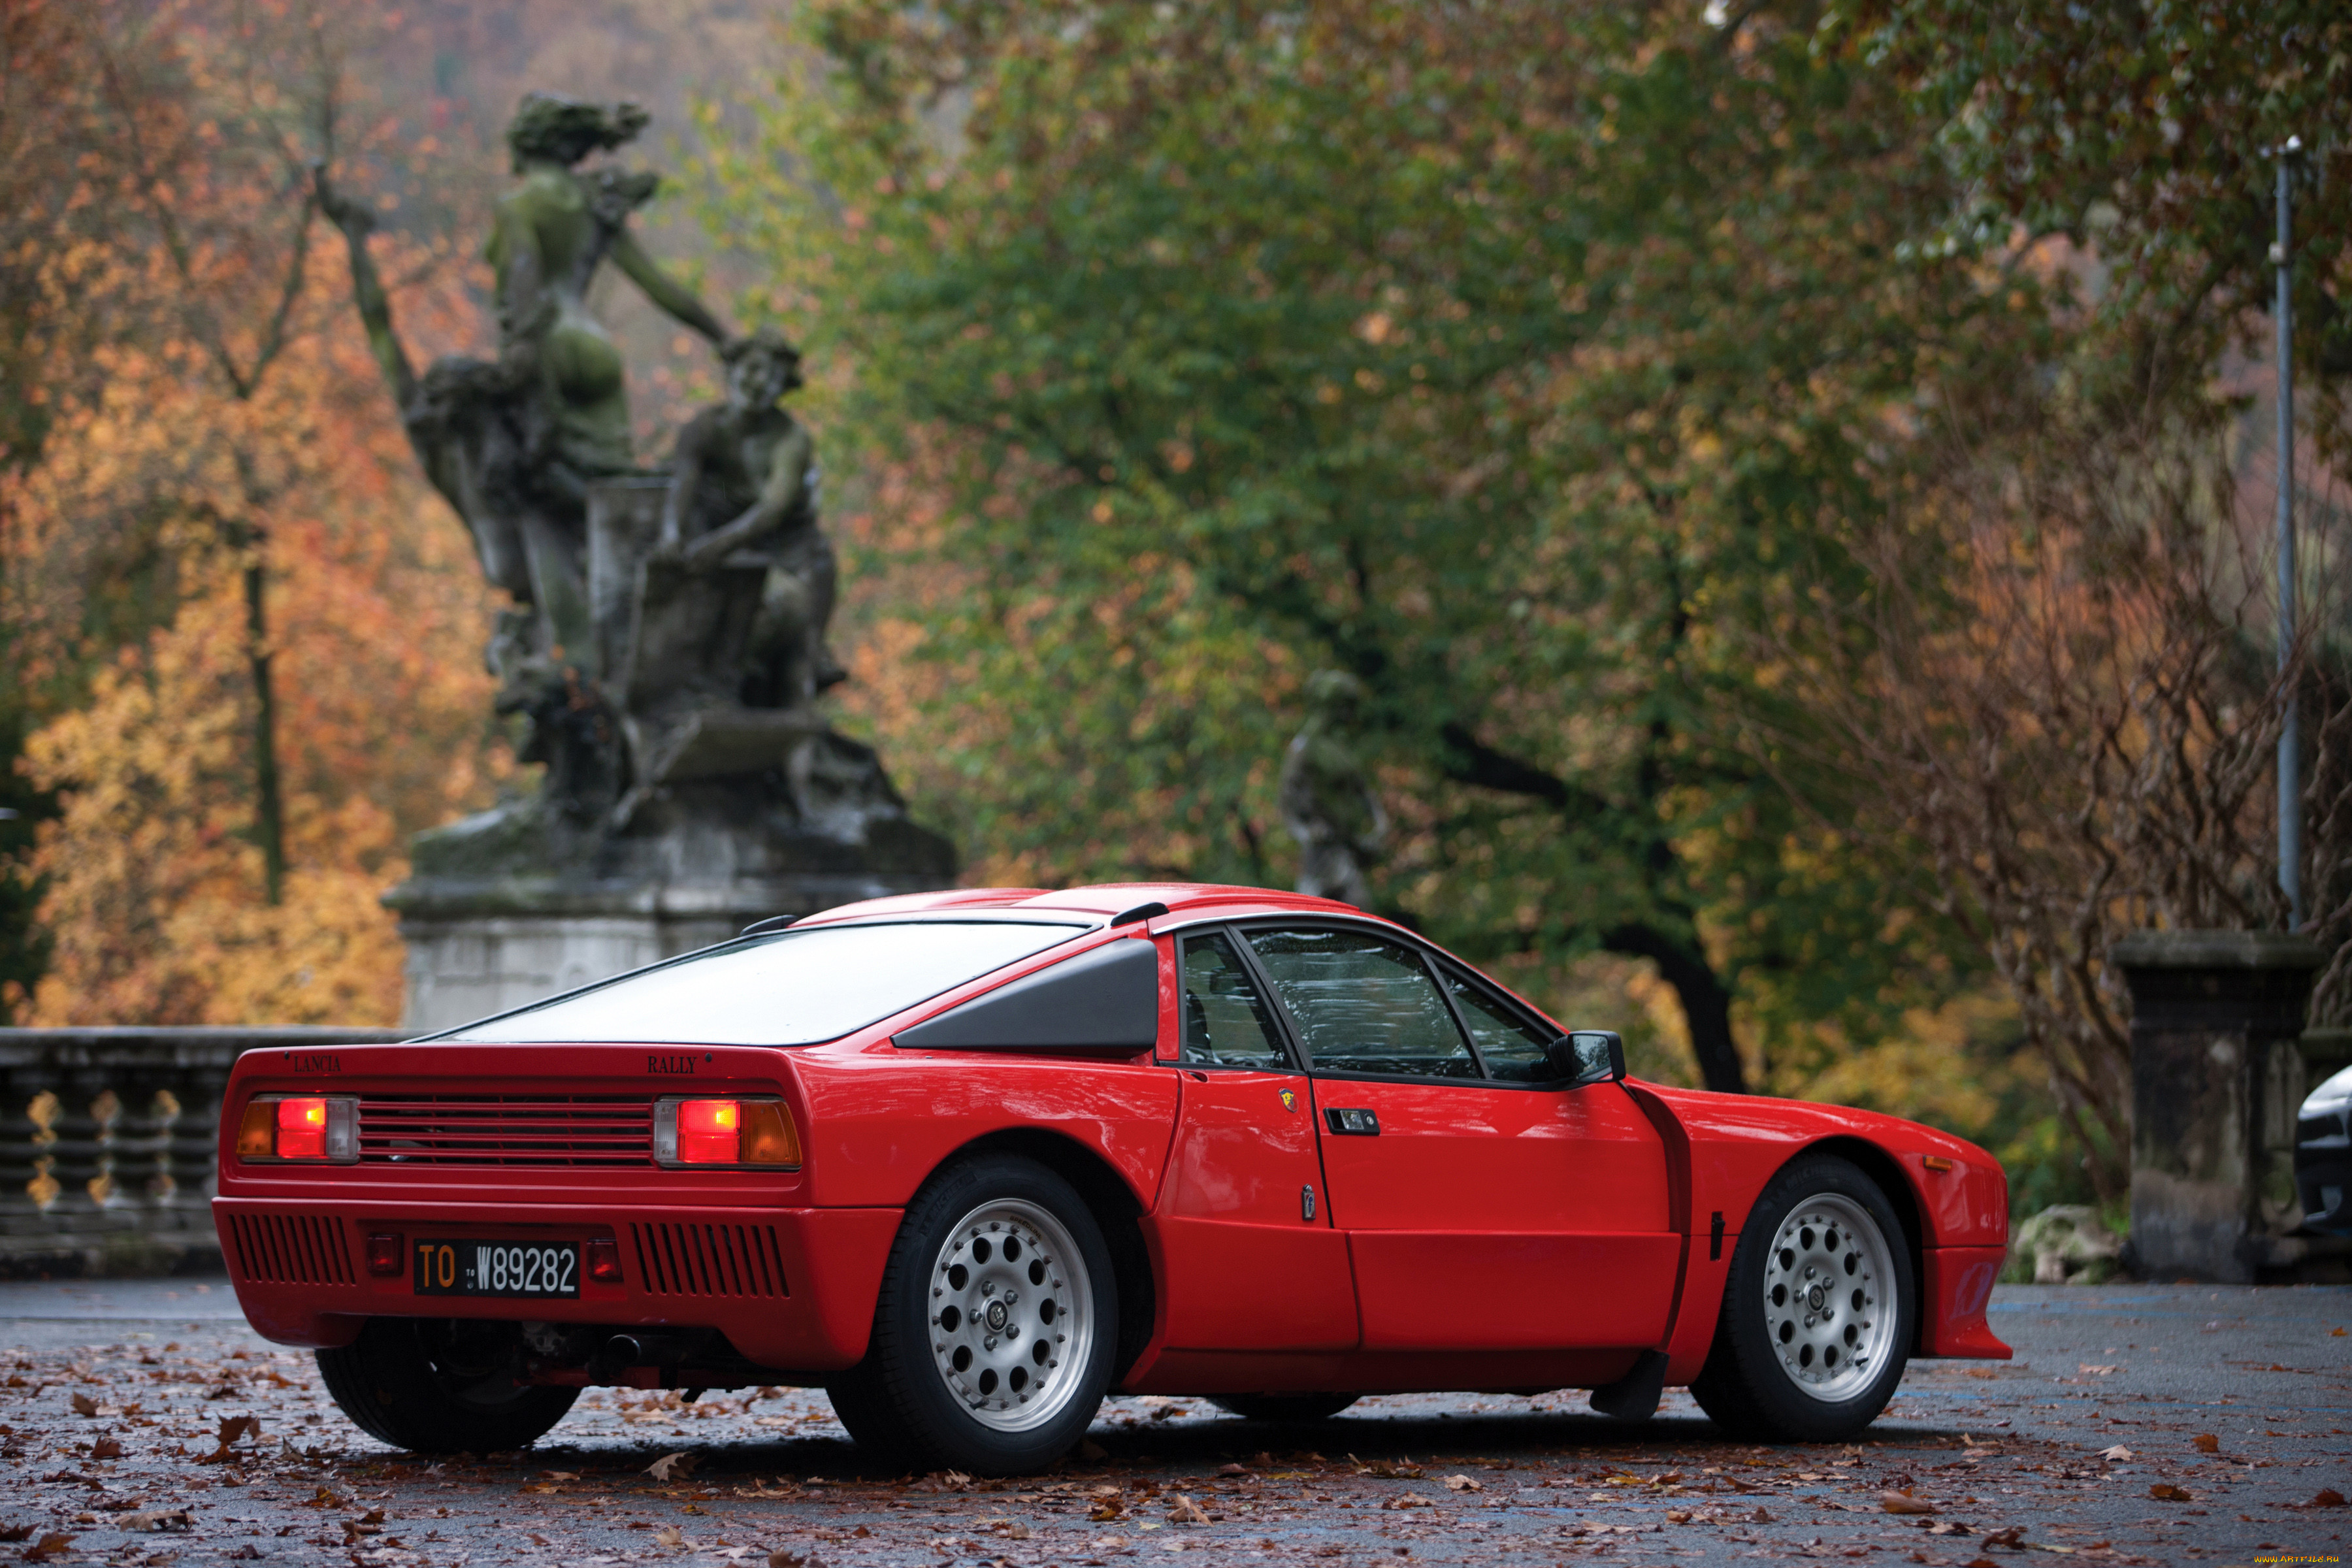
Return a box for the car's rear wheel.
[828,1153,1118,1474]
[1211,1394,1360,1423]
[1690,1154,1914,1443]
[316,1318,578,1453]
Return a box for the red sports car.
[215,884,2010,1473]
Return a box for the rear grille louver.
[228,1212,354,1285]
[357,1096,655,1166]
[630,1221,789,1298]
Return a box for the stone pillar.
[2112,930,2322,1283]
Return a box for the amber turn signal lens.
[740,1101,802,1167]
[235,1100,276,1158]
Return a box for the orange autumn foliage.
[7,250,510,1026]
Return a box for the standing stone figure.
[659,327,845,710]
[1279,670,1388,908]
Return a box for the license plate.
[413,1239,580,1298]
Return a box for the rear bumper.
[212,1198,900,1373]
[1918,1244,2011,1358]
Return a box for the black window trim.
[1222,916,1506,1088]
[1166,924,1309,1075]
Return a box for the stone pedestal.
[394,876,931,1034]
[2112,930,2322,1283]
[389,738,956,1034]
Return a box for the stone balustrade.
[0,1027,400,1277]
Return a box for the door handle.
[1324,1107,1379,1136]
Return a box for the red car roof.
[800,882,1365,925]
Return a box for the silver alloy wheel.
[1763,1192,1896,1403]
[928,1198,1094,1433]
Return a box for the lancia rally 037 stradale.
[216,883,2012,1473]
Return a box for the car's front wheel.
[316,1318,578,1453]
[828,1152,1119,1474]
[1690,1154,1914,1442]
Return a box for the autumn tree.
[703,0,2017,1092]
[2,0,510,1023]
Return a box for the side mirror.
[1544,1030,1625,1086]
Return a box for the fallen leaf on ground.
[88,1437,122,1460]
[1883,1491,1938,1515]
[2311,1489,2347,1508]
[544,1471,580,1482]
[19,1536,73,1563]
[2192,1434,2218,1453]
[0,1533,27,1546]
[1075,1438,1108,1461]
[115,1512,191,1533]
[2076,1365,2116,1376]
[1749,1507,1774,1524]
[767,1551,822,1568]
[1089,1500,1125,1521]
[1216,1462,1249,1476]
[2097,1445,2132,1462]
[1665,1510,1692,1524]
[1168,1497,1210,1525]
[645,1452,698,1482]
[1982,1526,2026,1548]
[2148,1484,2192,1502]
[198,1414,260,1462]
[68,1394,97,1418]
[1443,1475,1482,1493]
[654,1526,687,1548]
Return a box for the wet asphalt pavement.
[0,1280,2345,1567]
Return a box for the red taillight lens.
[276,1098,329,1160]
[585,1237,621,1284]
[676,1099,740,1164]
[366,1232,403,1277]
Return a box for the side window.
[1243,928,1477,1079]
[1178,931,1293,1070]
[1442,969,1560,1082]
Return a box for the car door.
[1149,928,1360,1352]
[1237,923,1680,1353]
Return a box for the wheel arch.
[1801,1135,1928,1355]
[928,1126,1159,1384]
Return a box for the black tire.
[1211,1394,1360,1423]
[1690,1154,1915,1443]
[827,1152,1119,1475]
[315,1318,578,1453]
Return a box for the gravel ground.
[0,1280,2345,1567]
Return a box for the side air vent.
[629,1222,789,1299]
[227,1212,354,1286]
[893,938,1160,1053]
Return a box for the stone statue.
[316,94,954,1028]
[316,93,734,806]
[1279,670,1388,908]
[659,327,845,710]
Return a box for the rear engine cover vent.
[229,1212,354,1286]
[630,1221,789,1299]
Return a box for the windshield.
[434,921,1087,1046]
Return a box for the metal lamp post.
[2276,135,2303,930]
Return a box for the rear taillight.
[653,1098,800,1168]
[585,1237,622,1283]
[366,1232,403,1276]
[236,1095,358,1163]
